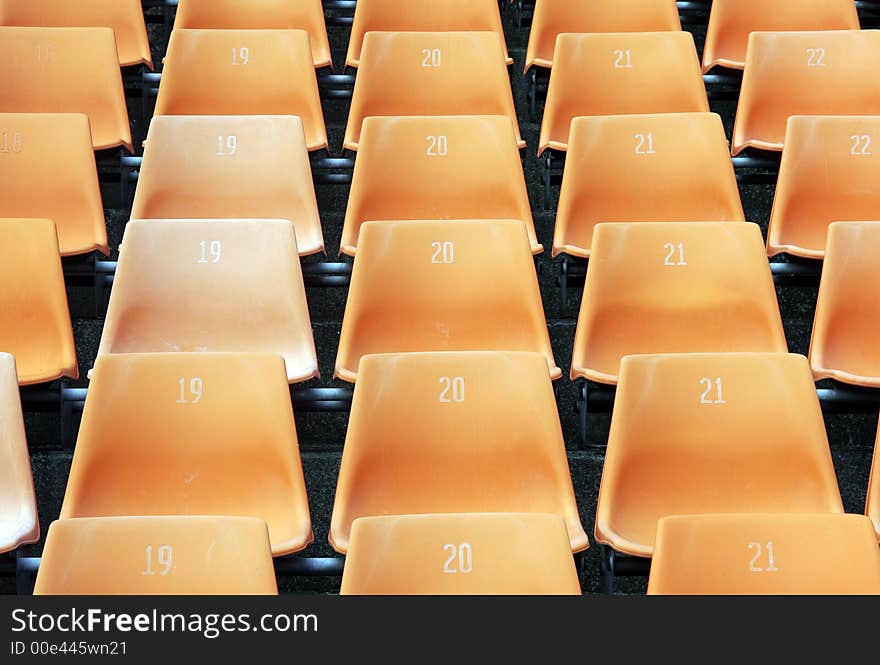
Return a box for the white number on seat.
[699,377,726,405]
[850,134,872,156]
[216,135,238,156]
[748,542,778,573]
[663,242,686,266]
[35,44,55,64]
[613,49,632,69]
[143,545,173,576]
[0,132,23,154]
[421,48,442,68]
[176,377,203,404]
[439,376,465,403]
[431,241,454,264]
[443,543,473,574]
[806,48,826,67]
[198,240,222,264]
[634,133,656,155]
[231,47,250,65]
[426,135,448,156]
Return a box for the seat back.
[869,432,880,540]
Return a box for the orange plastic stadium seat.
[554,113,745,259]
[344,31,522,151]
[768,116,880,259]
[342,116,539,256]
[60,353,313,556]
[525,0,682,71]
[870,434,880,540]
[341,514,582,595]
[346,0,510,68]
[34,517,279,595]
[335,221,559,382]
[571,223,787,384]
[131,115,324,256]
[702,0,860,72]
[810,222,880,387]
[97,219,318,384]
[649,514,880,595]
[0,219,78,385]
[329,351,588,553]
[539,32,709,154]
[173,0,331,69]
[0,113,106,256]
[0,0,153,68]
[0,27,131,151]
[597,353,844,558]
[732,30,880,155]
[0,353,39,554]
[154,29,327,152]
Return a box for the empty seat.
[0,353,38,554]
[732,30,880,155]
[61,353,313,556]
[869,434,880,540]
[0,219,77,385]
[768,116,880,259]
[539,32,709,154]
[132,115,324,256]
[154,29,327,152]
[572,223,787,384]
[173,0,331,69]
[648,514,880,595]
[555,113,745,258]
[597,353,844,557]
[34,516,278,595]
[335,221,559,382]
[810,222,880,387]
[344,31,522,151]
[342,115,540,256]
[347,0,510,68]
[526,0,682,71]
[0,113,106,256]
[0,0,153,68]
[703,0,860,72]
[341,514,581,595]
[0,27,131,151]
[98,219,318,384]
[329,351,588,553]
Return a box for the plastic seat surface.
[341,514,582,595]
[173,0,331,68]
[539,32,708,154]
[0,219,77,385]
[571,223,787,384]
[97,219,318,384]
[154,29,327,151]
[34,516,279,595]
[344,31,522,151]
[0,27,131,151]
[342,115,539,256]
[732,30,880,155]
[869,433,880,540]
[335,220,559,382]
[132,115,324,256]
[648,514,880,594]
[61,353,313,556]
[554,113,745,258]
[330,351,588,553]
[596,353,844,557]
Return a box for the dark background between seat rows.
[3,5,876,595]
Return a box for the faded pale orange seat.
[768,116,880,259]
[0,0,153,68]
[555,113,744,259]
[154,29,327,151]
[132,115,324,256]
[344,31,522,151]
[0,113,106,256]
[597,353,844,558]
[0,27,131,151]
[342,116,539,256]
[329,352,588,553]
[572,223,787,384]
[732,30,880,155]
[34,517,278,595]
[648,514,880,595]
[870,433,880,540]
[173,0,331,68]
[810,222,880,387]
[0,219,77,385]
[61,353,313,556]
[335,221,559,382]
[0,353,38,554]
[341,514,581,595]
[98,219,318,384]
[703,0,860,72]
[526,0,682,71]
[346,0,510,68]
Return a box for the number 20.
[443,543,473,574]
[427,135,448,156]
[439,376,465,403]
[421,48,441,68]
